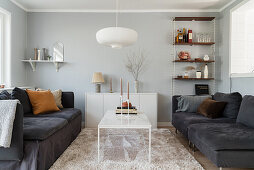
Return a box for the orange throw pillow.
[26,89,60,115]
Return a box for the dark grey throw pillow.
[214,92,242,119]
[237,95,254,128]
[0,90,11,100]
[11,87,32,114]
[177,95,212,113]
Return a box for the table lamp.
[92,72,104,93]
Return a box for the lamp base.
[95,84,101,93]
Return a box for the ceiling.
[11,0,236,12]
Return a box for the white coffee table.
[98,110,152,163]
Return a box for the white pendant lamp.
[96,0,138,49]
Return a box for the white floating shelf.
[22,60,64,72]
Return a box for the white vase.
[134,80,139,93]
[204,64,208,78]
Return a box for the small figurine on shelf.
[203,55,210,61]
[178,51,191,60]
[47,55,52,61]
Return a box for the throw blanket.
[0,100,19,148]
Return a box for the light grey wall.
[0,0,27,86]
[26,12,218,122]
[218,0,254,95]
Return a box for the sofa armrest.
[62,92,74,108]
[0,104,23,161]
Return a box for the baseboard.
[157,122,172,127]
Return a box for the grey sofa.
[0,92,82,170]
[172,95,254,168]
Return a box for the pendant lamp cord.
[115,0,118,27]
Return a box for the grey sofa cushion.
[214,92,242,119]
[11,87,33,114]
[176,95,212,113]
[237,95,254,128]
[24,117,67,140]
[24,108,81,122]
[188,123,254,150]
[172,112,236,138]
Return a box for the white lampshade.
[96,27,138,49]
[92,72,104,84]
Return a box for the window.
[230,0,254,77]
[0,8,11,86]
[0,13,3,84]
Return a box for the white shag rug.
[50,128,203,170]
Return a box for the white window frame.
[0,7,11,87]
[229,0,254,78]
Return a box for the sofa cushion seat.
[188,123,254,151]
[172,112,236,137]
[24,108,81,122]
[24,117,67,140]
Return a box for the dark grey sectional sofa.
[0,92,82,170]
[172,94,254,168]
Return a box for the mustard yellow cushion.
[26,89,60,115]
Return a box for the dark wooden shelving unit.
[172,16,216,95]
[174,78,214,80]
[174,42,215,45]
[174,60,215,63]
[174,17,215,21]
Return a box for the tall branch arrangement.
[125,50,146,81]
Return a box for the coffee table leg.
[149,127,151,163]
[98,128,100,163]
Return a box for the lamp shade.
[96,27,138,49]
[92,72,104,84]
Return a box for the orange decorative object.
[122,101,132,108]
[195,58,203,62]
[178,51,191,60]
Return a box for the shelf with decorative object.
[22,60,64,72]
[171,16,216,96]
[174,60,215,63]
[174,42,215,45]
[174,78,214,80]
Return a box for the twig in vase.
[125,49,147,81]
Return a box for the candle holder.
[127,99,130,117]
[120,95,123,116]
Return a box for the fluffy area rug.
[50,128,203,170]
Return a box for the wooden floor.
[160,126,252,170]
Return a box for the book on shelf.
[115,109,138,114]
[116,106,136,109]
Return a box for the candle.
[127,81,129,99]
[120,78,122,96]
[110,78,112,92]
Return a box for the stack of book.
[116,107,138,114]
